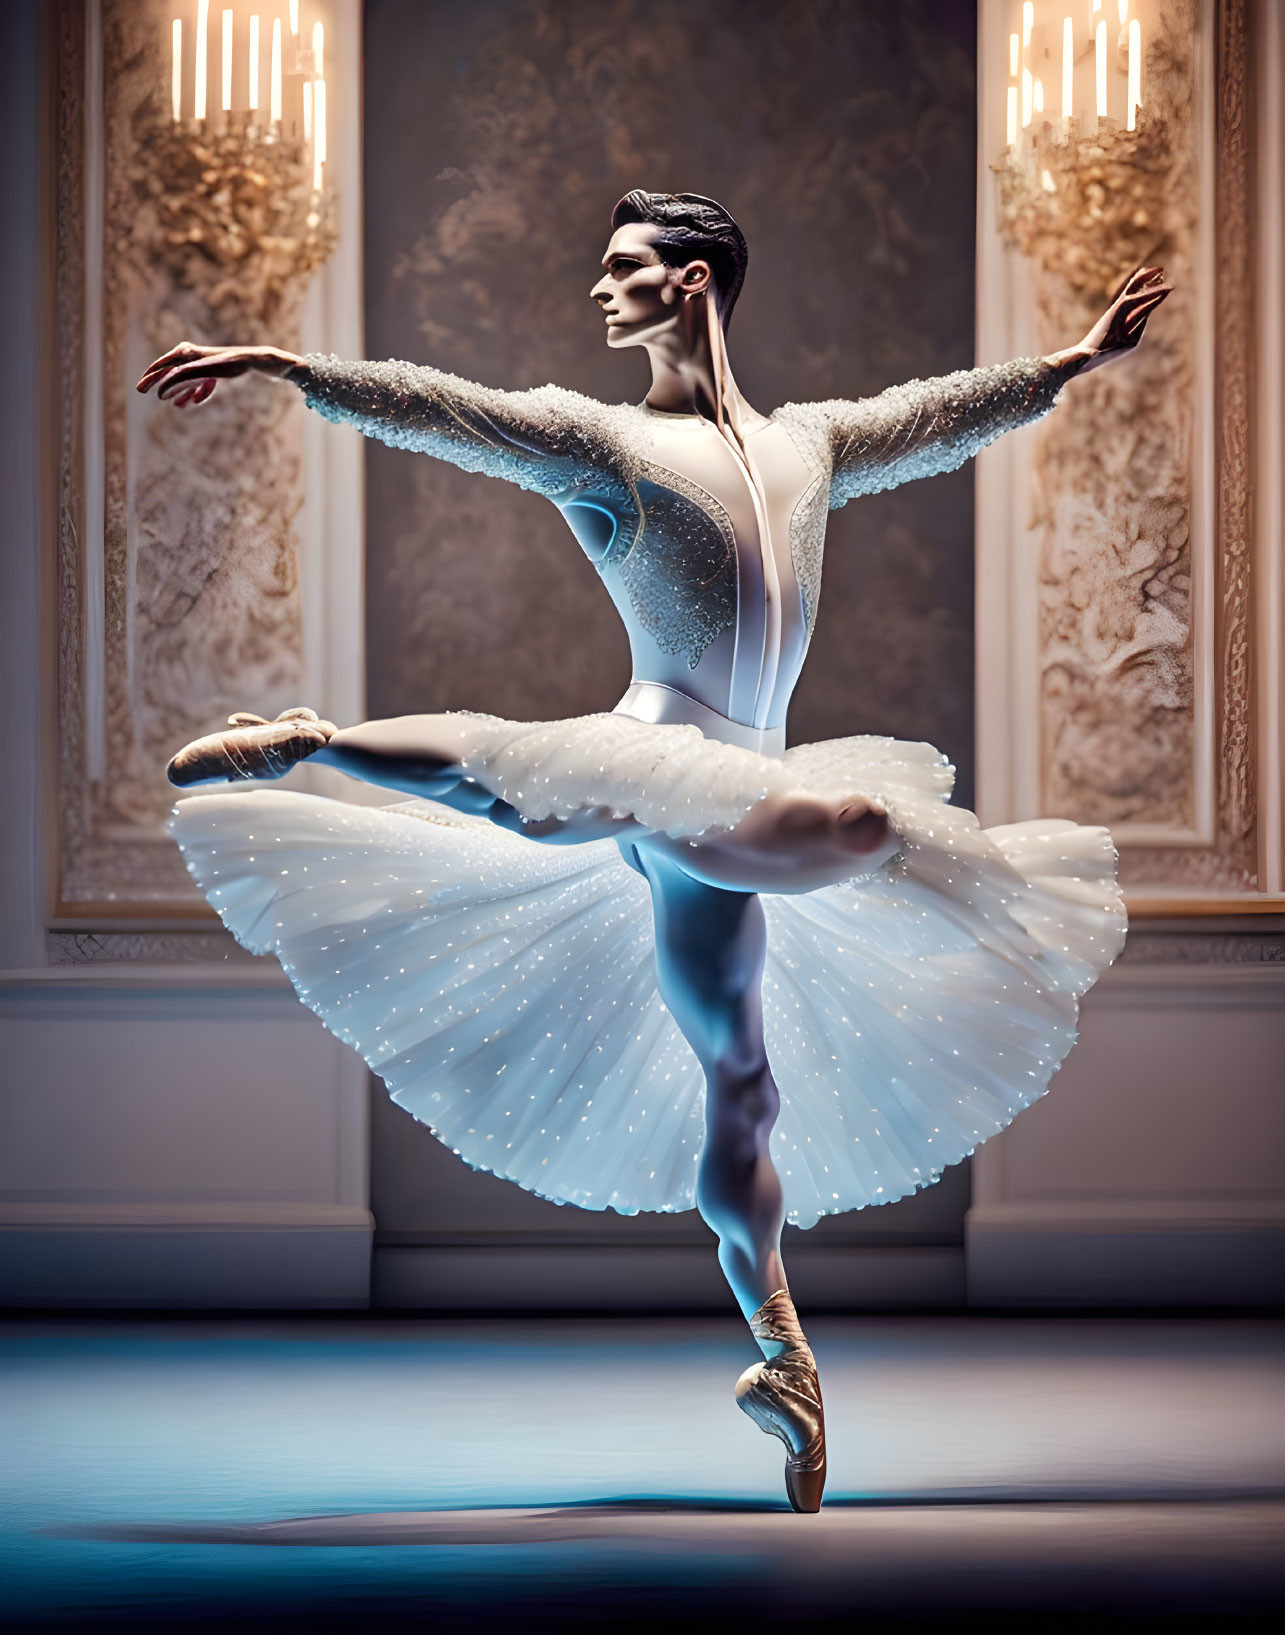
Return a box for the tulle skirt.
[168,710,1125,1227]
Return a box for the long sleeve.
[288,354,628,500]
[812,356,1073,508]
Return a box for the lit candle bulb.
[289,0,299,35]
[270,16,282,127]
[1006,84,1018,147]
[249,15,259,112]
[313,21,324,78]
[171,18,182,123]
[1023,1,1034,47]
[1127,15,1141,128]
[1034,76,1044,114]
[1062,17,1073,122]
[221,9,232,113]
[313,78,326,193]
[1022,66,1033,127]
[194,0,209,121]
[1118,0,1128,23]
[1095,19,1107,119]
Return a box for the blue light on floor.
[3,1317,1282,1624]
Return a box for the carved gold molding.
[1122,0,1266,911]
[1118,0,1255,900]
[986,0,1273,914]
[53,0,337,923]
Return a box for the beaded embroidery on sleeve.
[781,356,1069,510]
[289,353,639,503]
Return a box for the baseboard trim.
[0,1214,374,1308]
[966,1207,1285,1306]
[372,1243,965,1311]
[0,1202,375,1229]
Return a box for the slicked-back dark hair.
[610,191,749,332]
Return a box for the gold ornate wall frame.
[977,0,1279,915]
[50,0,357,928]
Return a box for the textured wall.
[363,0,979,801]
[362,0,981,1258]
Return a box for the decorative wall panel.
[53,0,356,921]
[1001,0,1206,840]
[977,0,1274,910]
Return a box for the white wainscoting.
[0,974,371,1307]
[967,962,1285,1306]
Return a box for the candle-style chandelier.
[994,0,1176,299]
[1004,0,1147,147]
[140,0,337,326]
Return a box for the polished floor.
[2,1315,1282,1628]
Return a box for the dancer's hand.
[1047,267,1172,376]
[135,343,306,407]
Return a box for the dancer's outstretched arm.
[816,265,1170,505]
[136,344,627,500]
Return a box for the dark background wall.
[362,0,979,1257]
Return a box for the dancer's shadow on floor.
[51,1488,1285,1546]
[54,1497,783,1547]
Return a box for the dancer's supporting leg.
[638,846,785,1326]
[638,843,826,1512]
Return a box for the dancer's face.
[590,222,712,349]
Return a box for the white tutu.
[168,717,1125,1227]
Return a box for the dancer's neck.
[641,302,765,430]
[642,324,720,416]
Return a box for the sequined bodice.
[559,407,824,734]
[296,352,1066,739]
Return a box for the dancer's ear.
[677,259,713,297]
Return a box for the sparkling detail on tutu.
[168,719,1125,1227]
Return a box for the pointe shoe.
[734,1288,826,1513]
[166,707,336,787]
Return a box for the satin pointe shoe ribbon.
[166,707,336,788]
[734,1288,827,1513]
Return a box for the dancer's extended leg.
[638,841,826,1511]
[169,710,893,879]
[319,717,648,841]
[168,710,645,841]
[322,721,897,876]
[317,715,472,800]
